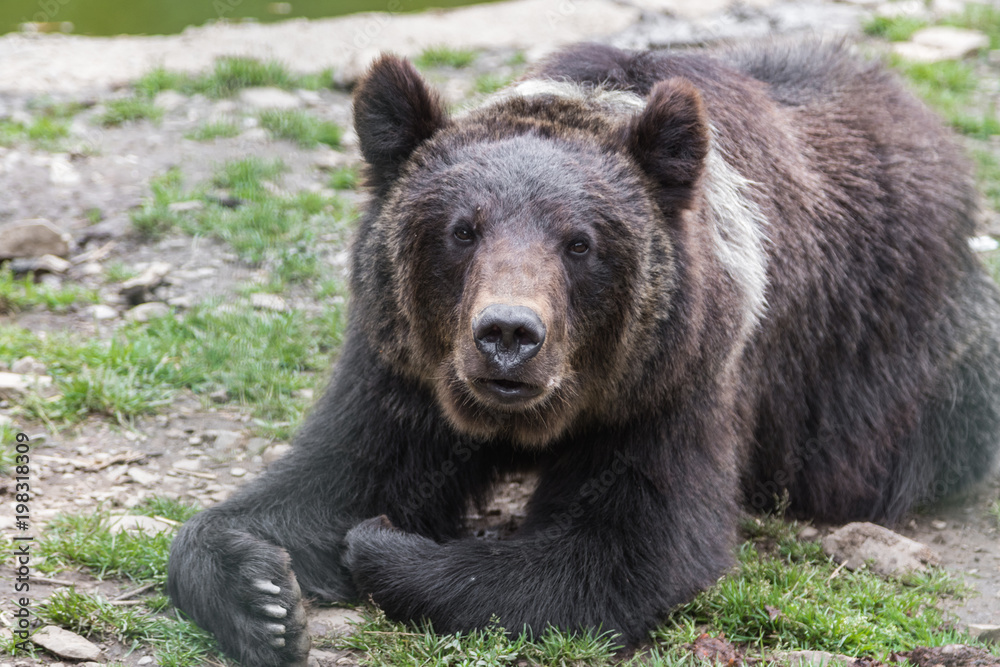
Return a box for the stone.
[230,467,247,477]
[78,261,104,277]
[968,624,1000,644]
[239,87,302,110]
[9,253,71,274]
[154,90,188,112]
[822,522,938,577]
[168,199,205,213]
[173,458,203,472]
[126,467,159,486]
[314,150,351,171]
[262,442,292,464]
[780,651,856,667]
[49,154,81,186]
[120,261,172,301]
[210,430,241,450]
[930,519,948,530]
[0,219,71,259]
[894,26,990,62]
[0,372,53,400]
[307,607,364,638]
[125,301,171,323]
[107,514,174,535]
[11,356,47,375]
[251,293,289,312]
[86,304,118,320]
[30,626,102,661]
[798,526,820,540]
[969,236,999,253]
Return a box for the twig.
[171,468,217,480]
[112,581,158,601]
[33,576,81,586]
[826,561,847,582]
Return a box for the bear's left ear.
[623,77,710,216]
[353,54,449,191]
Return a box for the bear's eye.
[567,240,590,255]
[454,226,475,243]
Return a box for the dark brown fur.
[168,42,1000,667]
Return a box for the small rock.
[107,514,174,535]
[314,150,351,171]
[297,89,322,106]
[167,295,194,309]
[168,200,205,213]
[230,467,247,477]
[125,302,171,323]
[307,607,364,639]
[120,261,172,303]
[0,218,71,259]
[780,650,856,667]
[239,87,302,110]
[10,253,71,274]
[11,356,47,375]
[31,626,102,661]
[895,26,990,62]
[126,467,159,487]
[968,624,1000,644]
[78,261,103,276]
[931,519,948,530]
[251,293,289,312]
[173,458,203,472]
[0,414,13,427]
[209,388,229,403]
[240,127,271,143]
[969,236,999,253]
[262,442,292,464]
[85,304,118,320]
[49,154,81,186]
[211,430,241,450]
[822,522,938,577]
[154,90,188,112]
[798,526,820,541]
[0,372,53,400]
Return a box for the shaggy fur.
[168,42,1000,667]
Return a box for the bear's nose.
[472,304,546,369]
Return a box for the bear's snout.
[472,304,546,367]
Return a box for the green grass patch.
[863,15,927,42]
[258,110,342,148]
[943,3,1000,49]
[652,516,970,659]
[0,299,345,431]
[338,607,621,667]
[185,119,241,141]
[328,165,360,190]
[36,588,221,667]
[474,72,514,95]
[0,267,98,313]
[135,57,334,100]
[0,424,22,475]
[105,261,140,284]
[989,499,1000,527]
[0,116,70,150]
[414,45,478,69]
[893,59,1000,139]
[99,96,163,127]
[130,168,188,239]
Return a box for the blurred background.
[0,0,499,36]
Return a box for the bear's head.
[351,55,711,446]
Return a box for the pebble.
[173,458,203,472]
[126,467,159,487]
[107,514,174,535]
[239,86,303,110]
[49,154,81,186]
[251,293,289,312]
[11,356,47,375]
[931,519,948,530]
[894,26,990,62]
[31,626,102,661]
[822,522,938,577]
[0,218,71,259]
[125,301,171,323]
[230,467,247,477]
[86,304,118,320]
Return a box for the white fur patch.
[465,78,646,116]
[702,133,769,334]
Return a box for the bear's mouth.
[471,378,545,405]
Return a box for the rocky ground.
[1,0,999,665]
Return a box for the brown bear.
[167,40,1000,667]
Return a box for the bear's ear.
[353,54,449,190]
[624,77,710,216]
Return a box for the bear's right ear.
[353,54,449,190]
[623,77,710,217]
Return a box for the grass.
[892,59,1000,139]
[131,158,356,286]
[0,101,83,150]
[98,96,163,127]
[652,517,971,659]
[863,15,927,42]
[414,45,478,69]
[0,423,21,475]
[474,72,514,95]
[0,267,99,313]
[943,3,1000,49]
[135,57,334,100]
[185,119,241,141]
[0,297,345,433]
[258,110,342,148]
[990,499,1000,528]
[328,165,360,190]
